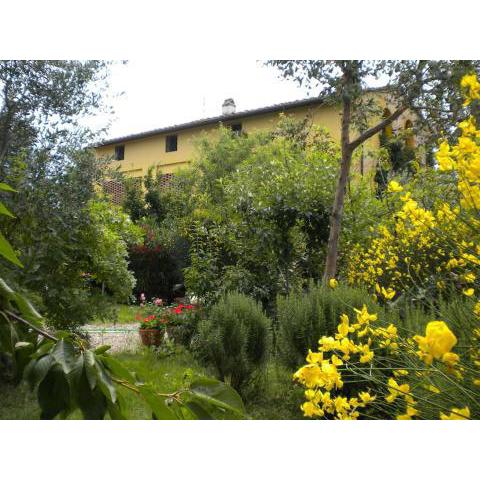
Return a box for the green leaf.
[51,339,76,374]
[185,400,214,419]
[107,399,126,420]
[84,350,97,390]
[76,368,108,420]
[13,341,35,381]
[0,232,23,267]
[189,377,245,414]
[100,355,136,384]
[67,354,85,390]
[0,183,16,192]
[137,385,176,420]
[24,354,55,390]
[37,365,71,419]
[94,358,117,403]
[31,340,55,359]
[94,345,111,354]
[11,293,43,325]
[0,201,14,218]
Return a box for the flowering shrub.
[293,302,479,420]
[296,75,480,419]
[347,74,480,303]
[137,295,197,334]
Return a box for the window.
[230,123,242,135]
[166,134,178,152]
[114,145,125,160]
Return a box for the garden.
[1,60,480,420]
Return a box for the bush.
[195,293,271,394]
[276,282,379,369]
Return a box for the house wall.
[95,99,411,178]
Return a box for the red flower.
[185,305,193,310]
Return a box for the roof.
[94,95,330,147]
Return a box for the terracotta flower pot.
[139,328,164,347]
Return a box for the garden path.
[82,323,141,353]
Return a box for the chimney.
[222,98,236,115]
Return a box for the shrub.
[276,282,379,369]
[195,293,271,394]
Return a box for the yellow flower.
[442,351,460,368]
[336,314,353,339]
[461,73,480,105]
[396,406,419,420]
[413,321,457,364]
[387,180,403,193]
[358,391,376,405]
[424,384,441,394]
[293,364,323,388]
[301,401,324,418]
[393,369,409,377]
[359,345,374,364]
[463,272,476,283]
[474,302,480,317]
[328,278,338,289]
[306,349,323,364]
[440,407,470,420]
[354,305,377,325]
[463,288,475,297]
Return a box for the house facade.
[95,94,414,200]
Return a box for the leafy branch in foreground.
[1,281,246,420]
[0,183,245,419]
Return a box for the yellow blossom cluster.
[294,300,474,419]
[348,74,480,303]
[294,304,397,419]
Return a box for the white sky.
[92,60,313,140]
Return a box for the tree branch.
[4,309,58,342]
[349,106,407,151]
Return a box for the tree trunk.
[323,93,352,282]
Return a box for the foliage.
[0,61,144,330]
[0,251,245,419]
[0,60,111,174]
[268,60,480,280]
[183,122,379,309]
[128,218,187,302]
[1,167,143,330]
[195,292,271,395]
[276,282,379,369]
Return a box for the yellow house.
[95,94,413,200]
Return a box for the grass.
[0,348,303,420]
[90,304,141,325]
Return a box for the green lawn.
[116,304,142,324]
[0,348,303,420]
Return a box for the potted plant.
[137,295,168,347]
[138,314,168,346]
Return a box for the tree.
[268,60,480,281]
[0,61,110,176]
[0,61,142,329]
